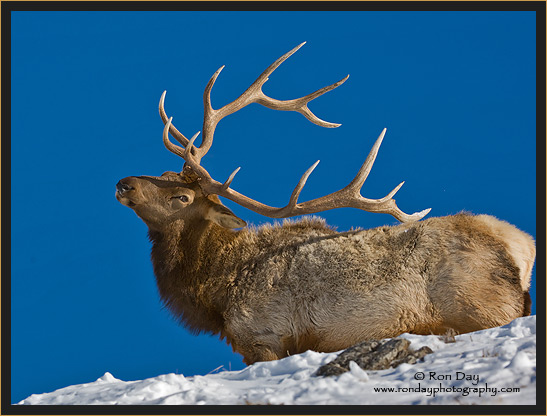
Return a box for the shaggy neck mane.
[148,219,240,336]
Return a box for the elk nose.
[116,181,134,195]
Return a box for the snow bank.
[18,316,536,405]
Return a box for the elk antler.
[162,121,430,222]
[160,43,431,223]
[160,42,348,163]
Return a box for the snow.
[17,316,536,405]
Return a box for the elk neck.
[147,217,242,335]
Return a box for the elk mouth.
[116,191,137,207]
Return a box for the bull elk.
[116,43,535,365]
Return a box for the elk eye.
[176,195,189,203]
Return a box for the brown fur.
[116,172,535,365]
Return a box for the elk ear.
[206,204,247,229]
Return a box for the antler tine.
[220,167,241,192]
[253,42,308,88]
[183,131,201,158]
[162,117,186,158]
[282,75,350,128]
[203,65,225,114]
[347,128,387,192]
[287,160,320,209]
[159,91,191,148]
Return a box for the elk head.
[116,42,431,231]
[115,171,246,232]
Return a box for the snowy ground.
[18,316,536,405]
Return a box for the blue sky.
[10,10,537,403]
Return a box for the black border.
[2,1,545,415]
[0,1,546,12]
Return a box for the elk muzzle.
[116,178,139,207]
